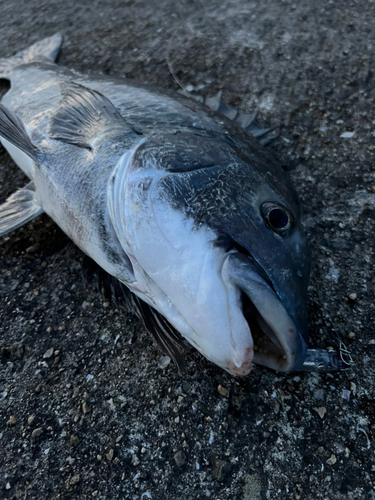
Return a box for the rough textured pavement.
[0,1,374,499]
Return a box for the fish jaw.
[125,209,256,376]
[224,356,254,376]
[185,254,255,376]
[224,252,308,372]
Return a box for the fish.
[0,35,349,376]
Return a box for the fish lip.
[223,353,254,377]
[225,252,307,373]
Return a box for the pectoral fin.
[0,105,40,162]
[0,182,43,237]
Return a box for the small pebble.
[31,427,43,439]
[131,454,140,466]
[313,406,327,419]
[82,402,90,414]
[348,293,357,301]
[217,385,229,398]
[334,442,345,453]
[69,474,80,486]
[27,415,35,425]
[6,415,17,426]
[348,332,356,339]
[340,131,355,138]
[174,450,186,468]
[326,454,337,465]
[342,389,351,401]
[70,435,80,447]
[106,449,114,461]
[43,348,54,359]
[158,355,171,369]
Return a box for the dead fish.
[0,35,349,376]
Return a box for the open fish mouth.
[225,252,307,373]
[241,290,292,371]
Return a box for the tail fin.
[0,33,62,79]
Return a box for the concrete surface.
[0,0,374,499]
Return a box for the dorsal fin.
[49,84,142,151]
[179,88,278,146]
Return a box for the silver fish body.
[0,35,315,375]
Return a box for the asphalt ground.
[0,1,374,499]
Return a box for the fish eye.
[261,202,293,234]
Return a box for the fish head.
[109,133,310,375]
